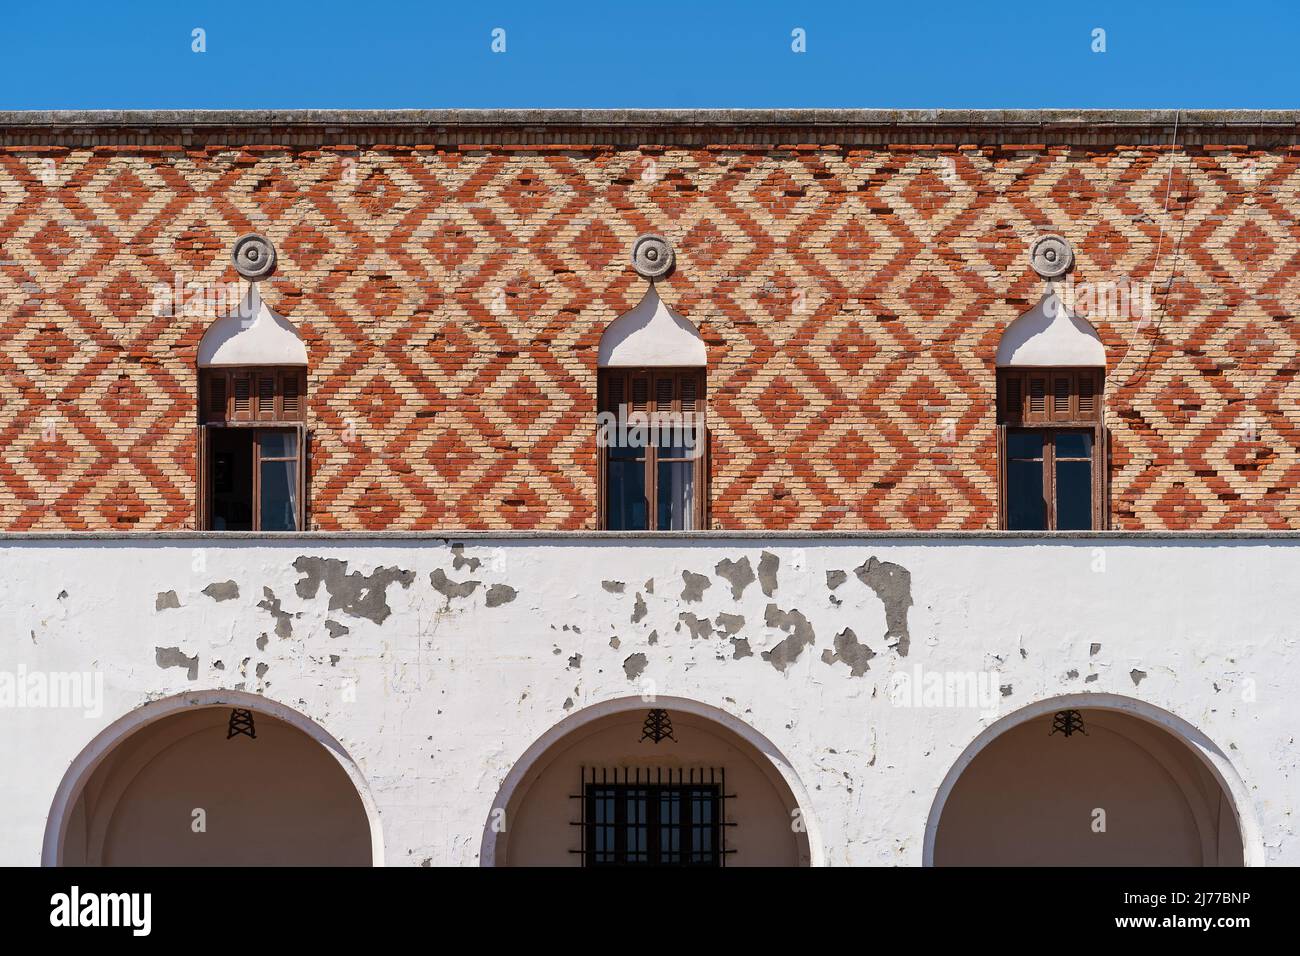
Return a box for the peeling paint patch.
[450,544,481,572]
[325,620,349,639]
[485,584,517,607]
[609,635,620,649]
[431,568,480,601]
[647,630,659,645]
[601,580,625,594]
[1130,669,1147,686]
[680,571,711,603]
[714,612,745,636]
[293,557,414,624]
[714,557,755,599]
[255,662,268,680]
[623,653,648,681]
[1085,673,1099,683]
[1000,684,1013,697]
[678,612,713,640]
[820,627,875,677]
[155,590,180,611]
[257,587,294,638]
[854,557,913,657]
[568,653,582,670]
[202,581,239,602]
[644,578,654,594]
[760,604,815,672]
[730,637,753,659]
[631,593,647,623]
[256,633,268,650]
[757,552,779,597]
[155,646,198,680]
[825,570,847,590]
[1090,643,1102,656]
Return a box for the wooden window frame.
[996,367,1107,530]
[197,366,309,531]
[596,367,708,531]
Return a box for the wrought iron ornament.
[1029,233,1074,279]
[1049,709,1087,737]
[231,233,277,281]
[227,708,257,739]
[640,708,676,743]
[631,233,675,280]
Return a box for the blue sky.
[3,1,1296,109]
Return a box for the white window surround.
[197,285,308,368]
[995,290,1105,368]
[598,284,705,368]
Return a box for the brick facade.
[1,112,1297,530]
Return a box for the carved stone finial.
[231,233,277,281]
[1029,234,1073,279]
[631,233,675,280]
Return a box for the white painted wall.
[197,286,308,367]
[598,284,706,367]
[0,534,1293,866]
[996,291,1106,367]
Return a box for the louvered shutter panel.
[256,371,277,420]
[681,374,699,414]
[232,372,253,421]
[655,375,675,413]
[281,370,302,419]
[1002,373,1022,424]
[1078,372,1098,420]
[1052,373,1072,421]
[1027,375,1048,421]
[207,372,227,423]
[631,375,650,413]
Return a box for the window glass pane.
[1056,460,1093,530]
[657,461,694,531]
[259,430,298,459]
[259,459,299,531]
[606,455,647,530]
[1007,431,1043,459]
[1055,432,1092,458]
[1007,459,1045,530]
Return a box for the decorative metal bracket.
[1049,709,1087,738]
[227,708,257,739]
[639,708,676,744]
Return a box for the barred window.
[575,768,732,867]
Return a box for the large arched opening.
[483,696,820,867]
[45,691,381,866]
[926,695,1257,866]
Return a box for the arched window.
[597,284,707,530]
[196,285,309,531]
[995,291,1106,530]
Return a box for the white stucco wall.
[1,533,1294,866]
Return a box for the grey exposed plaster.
[1090,643,1102,656]
[154,590,180,611]
[609,636,620,649]
[325,620,349,639]
[1000,684,1013,697]
[623,653,648,681]
[680,571,711,602]
[854,557,913,657]
[430,569,480,602]
[255,662,268,680]
[758,552,780,597]
[714,557,756,599]
[678,613,713,640]
[256,633,268,650]
[826,570,847,590]
[601,580,625,594]
[485,584,517,607]
[1131,669,1148,687]
[292,556,415,624]
[155,646,198,681]
[760,604,816,672]
[714,613,745,636]
[644,578,654,594]
[730,637,753,660]
[821,627,876,677]
[1085,673,1099,683]
[257,587,294,638]
[631,593,647,623]
[648,630,659,645]
[450,544,481,572]
[202,581,239,602]
[568,654,582,670]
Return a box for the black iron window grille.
[571,766,735,867]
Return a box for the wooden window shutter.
[1078,372,1098,419]
[232,372,253,420]
[1002,373,1023,424]
[631,375,650,413]
[281,370,302,418]
[1052,373,1072,421]
[655,375,674,413]
[681,374,699,414]
[1027,374,1048,421]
